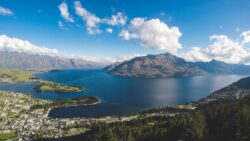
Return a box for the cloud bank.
[0,34,58,56]
[184,31,250,64]
[120,18,182,52]
[0,34,143,64]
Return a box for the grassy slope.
[0,68,34,82]
[0,132,17,141]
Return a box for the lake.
[0,69,246,118]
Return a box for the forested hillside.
[54,96,250,141]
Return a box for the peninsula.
[0,68,84,93]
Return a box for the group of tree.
[54,96,250,141]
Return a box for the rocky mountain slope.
[108,52,250,77]
[108,53,206,77]
[0,51,105,70]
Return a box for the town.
[0,91,181,141]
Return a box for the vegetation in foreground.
[0,132,17,141]
[54,96,250,141]
[34,82,83,93]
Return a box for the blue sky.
[1,0,250,63]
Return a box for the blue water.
[0,69,246,118]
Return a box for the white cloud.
[0,6,13,16]
[106,28,113,33]
[58,2,74,23]
[119,30,130,40]
[240,30,250,44]
[64,53,144,64]
[184,32,250,64]
[0,34,58,56]
[104,12,127,26]
[74,1,102,35]
[120,18,182,52]
[103,54,145,63]
[73,1,127,35]
[0,34,142,65]
[183,47,210,62]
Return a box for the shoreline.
[0,68,85,93]
[46,100,102,118]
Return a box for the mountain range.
[2,51,250,76]
[0,51,105,70]
[107,53,250,77]
[194,59,250,74]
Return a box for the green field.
[0,132,17,141]
[0,68,35,82]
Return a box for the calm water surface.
[0,69,246,118]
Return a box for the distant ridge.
[194,59,250,75]
[0,51,105,70]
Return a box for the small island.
[34,82,84,93]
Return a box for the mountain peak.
[210,59,217,62]
[108,52,205,77]
[209,59,224,63]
